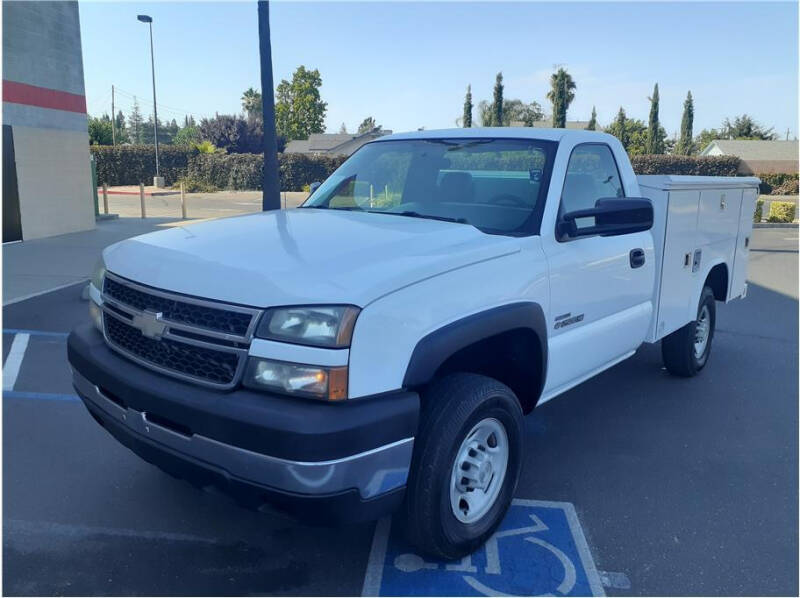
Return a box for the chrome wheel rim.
[694,305,711,359]
[449,417,509,524]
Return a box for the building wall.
[2,1,94,240]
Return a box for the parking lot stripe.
[3,328,69,339]
[3,333,30,391]
[361,517,391,597]
[4,390,79,402]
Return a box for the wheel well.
[431,328,543,414]
[705,263,729,301]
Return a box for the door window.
[559,144,624,232]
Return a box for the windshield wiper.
[382,210,470,225]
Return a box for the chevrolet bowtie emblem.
[132,310,167,339]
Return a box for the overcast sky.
[80,1,798,139]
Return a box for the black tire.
[401,373,524,560]
[662,285,716,377]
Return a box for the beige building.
[2,1,94,242]
[700,140,799,175]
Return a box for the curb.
[753,222,798,228]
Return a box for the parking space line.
[4,390,79,402]
[3,328,69,339]
[3,333,30,391]
[362,517,392,596]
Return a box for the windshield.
[301,138,556,235]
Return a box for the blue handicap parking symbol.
[362,499,605,597]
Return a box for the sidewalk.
[100,190,308,219]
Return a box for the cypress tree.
[493,73,504,127]
[676,91,694,155]
[647,83,665,154]
[613,107,629,149]
[463,84,473,128]
[586,106,597,130]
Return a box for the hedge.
[767,201,796,223]
[757,172,799,195]
[92,145,347,191]
[90,145,195,186]
[630,155,741,177]
[754,199,764,223]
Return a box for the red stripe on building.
[3,80,86,114]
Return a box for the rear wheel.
[662,285,716,377]
[402,373,524,559]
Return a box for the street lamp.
[137,14,161,186]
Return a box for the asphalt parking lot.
[3,228,798,596]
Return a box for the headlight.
[91,257,106,292]
[243,358,348,401]
[256,305,360,348]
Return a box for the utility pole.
[111,85,116,145]
[258,0,281,211]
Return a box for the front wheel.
[401,373,524,560]
[662,285,716,377]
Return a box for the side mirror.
[308,181,322,196]
[558,197,653,239]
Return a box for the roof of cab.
[377,127,613,143]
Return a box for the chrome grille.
[100,272,261,389]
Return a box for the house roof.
[701,139,799,161]
[284,128,392,155]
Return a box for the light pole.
[137,14,161,186]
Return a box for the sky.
[79,1,799,139]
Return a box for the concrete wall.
[2,1,94,240]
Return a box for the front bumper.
[68,324,419,523]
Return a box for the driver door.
[541,143,654,398]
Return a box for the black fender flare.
[402,302,548,403]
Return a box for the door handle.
[629,248,645,269]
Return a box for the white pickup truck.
[68,128,758,558]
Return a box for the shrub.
[767,201,796,223]
[90,145,195,186]
[630,154,741,176]
[279,153,347,191]
[754,199,764,223]
[757,173,799,195]
[174,176,218,193]
[92,145,348,191]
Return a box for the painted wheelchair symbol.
[393,514,577,597]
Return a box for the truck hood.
[103,209,521,307]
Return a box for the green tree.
[675,91,695,155]
[586,106,597,131]
[646,83,665,154]
[128,98,145,144]
[357,116,379,134]
[546,68,576,128]
[492,72,504,126]
[274,65,328,140]
[113,110,130,143]
[463,84,473,128]
[338,122,347,134]
[478,98,541,127]
[183,115,196,128]
[722,114,776,140]
[241,87,262,120]
[173,125,201,146]
[88,114,114,145]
